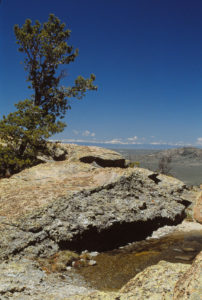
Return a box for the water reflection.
[76,230,202,291]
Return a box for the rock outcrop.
[62,143,127,167]
[193,186,202,224]
[0,143,194,260]
[120,260,190,299]
[0,143,201,299]
[173,250,202,300]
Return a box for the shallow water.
[75,230,202,291]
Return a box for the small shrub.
[128,161,140,168]
[157,155,172,175]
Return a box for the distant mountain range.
[61,141,202,150]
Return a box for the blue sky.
[0,0,202,147]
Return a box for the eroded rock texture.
[193,186,202,224]
[173,251,202,300]
[0,144,200,299]
[0,157,192,259]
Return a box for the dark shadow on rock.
[80,156,126,168]
[58,213,186,252]
[148,173,161,184]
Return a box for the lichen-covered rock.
[173,251,202,300]
[0,259,45,299]
[0,258,94,300]
[47,142,68,161]
[0,142,195,260]
[0,144,200,299]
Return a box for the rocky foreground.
[0,143,201,299]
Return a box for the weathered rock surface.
[0,258,94,300]
[120,260,190,299]
[193,185,202,224]
[0,143,201,299]
[63,143,127,167]
[37,142,126,165]
[173,250,202,300]
[0,144,195,260]
[1,251,201,300]
[0,167,193,259]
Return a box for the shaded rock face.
[79,156,126,168]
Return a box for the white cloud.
[105,138,125,144]
[150,142,166,145]
[82,130,95,137]
[82,130,90,136]
[127,136,138,142]
[150,141,193,146]
[73,130,79,135]
[50,137,195,147]
[58,139,93,143]
[53,138,128,145]
[197,137,202,145]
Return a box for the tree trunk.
[18,141,27,156]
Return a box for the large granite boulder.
[120,260,190,299]
[193,186,202,224]
[37,142,126,165]
[0,144,194,260]
[63,143,127,167]
[173,250,202,299]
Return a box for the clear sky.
[0,0,202,147]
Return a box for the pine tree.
[14,14,97,120]
[0,14,96,177]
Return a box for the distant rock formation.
[157,147,202,160]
